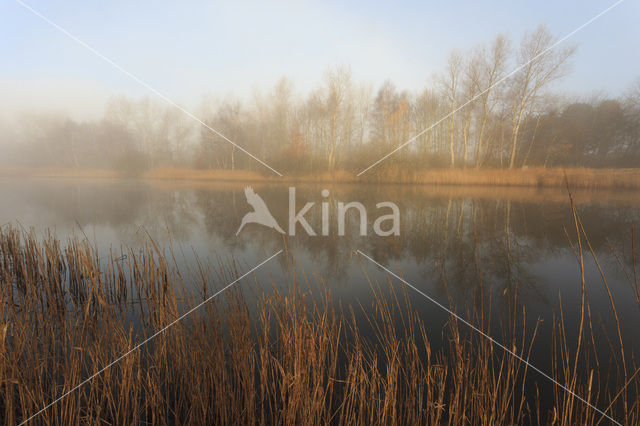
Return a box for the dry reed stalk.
[0,224,637,424]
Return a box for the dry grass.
[146,167,640,190]
[5,166,640,190]
[144,167,357,184]
[0,222,638,424]
[143,167,267,182]
[368,167,640,190]
[0,168,118,179]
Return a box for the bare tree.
[412,88,440,158]
[473,35,510,167]
[507,25,575,168]
[440,50,463,168]
[324,66,353,172]
[354,82,373,147]
[461,54,480,168]
[202,97,243,170]
[371,80,399,153]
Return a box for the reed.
[140,166,640,189]
[0,223,637,424]
[366,167,640,190]
[4,166,640,190]
[0,168,118,179]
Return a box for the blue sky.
[1,0,639,119]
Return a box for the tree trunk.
[509,106,526,168]
[449,115,455,168]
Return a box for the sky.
[1,0,639,120]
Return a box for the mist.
[1,25,640,175]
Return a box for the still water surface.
[1,177,639,403]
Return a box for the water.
[1,177,639,410]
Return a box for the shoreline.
[2,166,640,190]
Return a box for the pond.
[1,177,639,418]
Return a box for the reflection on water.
[1,177,639,394]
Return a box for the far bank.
[2,166,640,190]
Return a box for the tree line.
[2,24,640,174]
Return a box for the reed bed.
[135,166,640,189]
[0,168,119,180]
[367,167,640,190]
[0,222,638,425]
[5,166,640,190]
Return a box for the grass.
[4,166,640,190]
[0,168,119,179]
[368,167,640,190]
[0,215,638,424]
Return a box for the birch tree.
[440,50,463,168]
[507,25,575,168]
[473,35,509,167]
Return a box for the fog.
[1,25,640,173]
